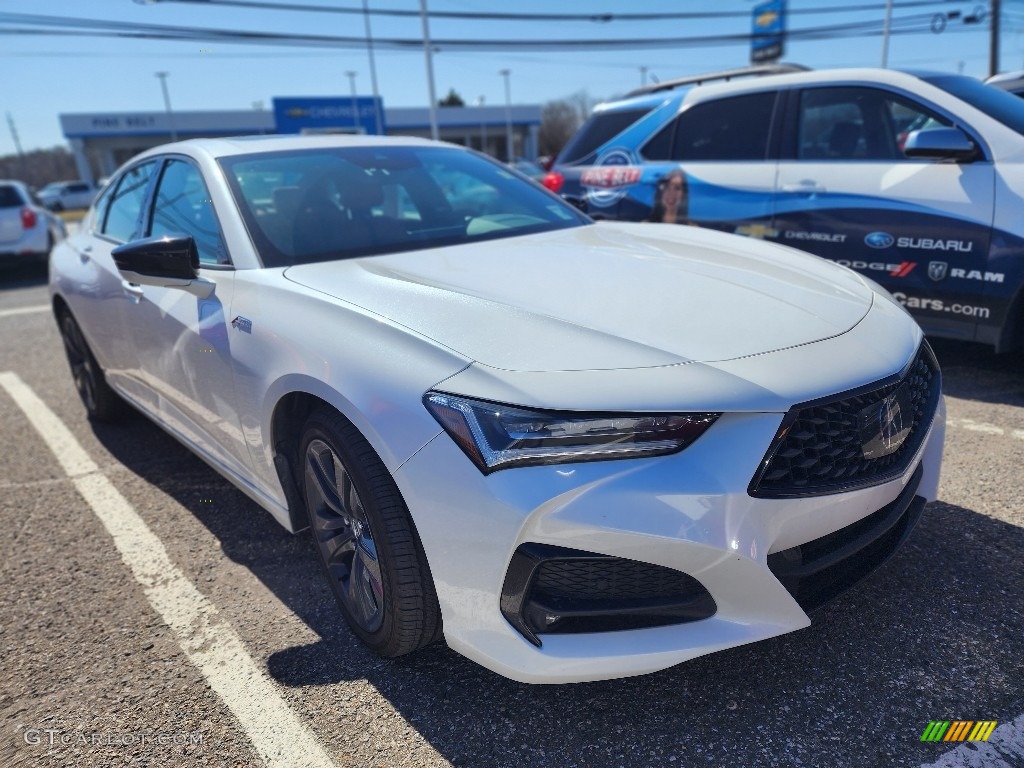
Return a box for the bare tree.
[539,90,600,158]
[0,146,78,191]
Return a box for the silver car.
[37,180,97,212]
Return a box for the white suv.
[0,180,66,263]
[550,65,1024,352]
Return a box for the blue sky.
[2,0,1021,156]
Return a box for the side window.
[102,162,156,242]
[641,120,675,161]
[672,92,776,161]
[796,87,952,161]
[148,159,229,266]
[888,96,952,154]
[88,181,116,233]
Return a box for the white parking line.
[947,418,1024,440]
[0,372,336,768]
[918,712,1024,767]
[0,304,49,318]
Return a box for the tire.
[299,407,441,657]
[57,310,125,422]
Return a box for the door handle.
[782,182,827,194]
[121,280,144,303]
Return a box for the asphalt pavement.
[1,261,1022,768]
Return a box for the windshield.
[220,145,588,267]
[925,74,1024,135]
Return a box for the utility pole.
[155,72,178,142]
[990,0,1001,77]
[6,112,24,156]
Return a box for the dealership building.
[58,96,542,185]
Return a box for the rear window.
[926,74,1024,135]
[0,185,25,208]
[557,108,653,165]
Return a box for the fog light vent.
[500,543,716,647]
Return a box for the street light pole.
[880,0,893,67]
[362,0,384,135]
[500,68,513,163]
[155,71,177,142]
[419,0,440,141]
[346,70,361,133]
[478,96,487,155]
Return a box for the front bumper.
[394,395,944,684]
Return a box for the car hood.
[283,221,873,372]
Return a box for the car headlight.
[424,392,720,473]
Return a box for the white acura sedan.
[50,135,944,683]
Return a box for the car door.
[124,156,251,477]
[59,161,158,401]
[630,90,781,235]
[774,85,995,341]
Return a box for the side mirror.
[903,127,978,161]
[112,233,199,287]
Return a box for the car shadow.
[929,338,1024,407]
[85,408,1024,768]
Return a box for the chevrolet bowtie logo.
[734,224,778,240]
[756,10,779,27]
[286,108,309,118]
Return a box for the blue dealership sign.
[273,96,385,135]
[751,0,785,63]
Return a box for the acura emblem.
[878,396,904,454]
[858,384,913,459]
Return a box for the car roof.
[596,66,935,112]
[132,133,454,162]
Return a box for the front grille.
[500,544,716,646]
[750,343,941,498]
[768,465,925,611]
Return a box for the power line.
[0,11,982,52]
[133,0,971,22]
